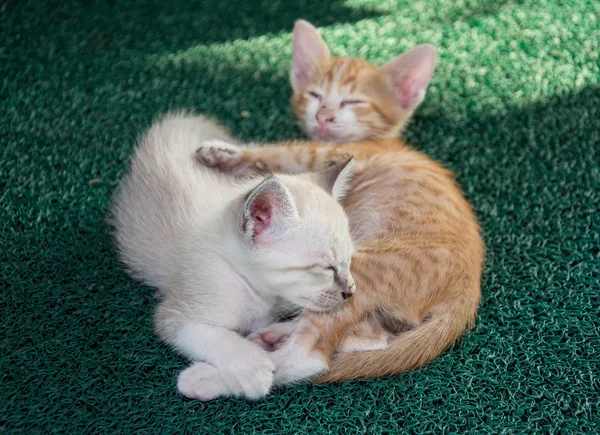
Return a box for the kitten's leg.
[196,141,354,175]
[269,316,331,384]
[247,320,299,351]
[171,322,275,400]
[245,316,344,384]
[266,317,388,383]
[336,319,390,353]
[265,305,366,384]
[248,318,388,355]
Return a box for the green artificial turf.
[1,0,599,433]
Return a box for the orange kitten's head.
[290,20,437,143]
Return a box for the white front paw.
[177,362,229,401]
[220,349,275,400]
[178,352,275,401]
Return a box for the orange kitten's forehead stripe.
[313,57,376,94]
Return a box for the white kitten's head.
[240,159,355,312]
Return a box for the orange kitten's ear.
[290,20,331,92]
[382,44,436,110]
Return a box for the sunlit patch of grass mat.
[1,0,598,433]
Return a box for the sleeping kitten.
[110,113,355,400]
[194,21,483,388]
[290,20,436,142]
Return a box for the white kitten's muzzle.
[337,271,355,300]
[308,271,356,311]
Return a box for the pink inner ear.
[385,44,436,111]
[291,57,311,91]
[291,20,331,92]
[251,200,272,236]
[397,79,427,110]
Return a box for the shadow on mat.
[10,0,384,50]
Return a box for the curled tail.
[315,294,479,382]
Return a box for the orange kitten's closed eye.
[290,20,436,143]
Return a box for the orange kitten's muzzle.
[316,105,336,128]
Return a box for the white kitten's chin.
[305,301,343,312]
[302,294,347,312]
[285,292,344,312]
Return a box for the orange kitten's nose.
[316,105,336,127]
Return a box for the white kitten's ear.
[382,44,436,111]
[317,158,355,201]
[243,177,298,245]
[290,20,331,92]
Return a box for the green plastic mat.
[1,0,598,433]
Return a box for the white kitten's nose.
[316,105,336,127]
[337,272,355,300]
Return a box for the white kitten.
[110,113,355,400]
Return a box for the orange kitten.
[197,136,484,384]
[290,20,436,142]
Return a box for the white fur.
[110,113,354,400]
[174,323,275,400]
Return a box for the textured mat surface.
[1,0,599,433]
